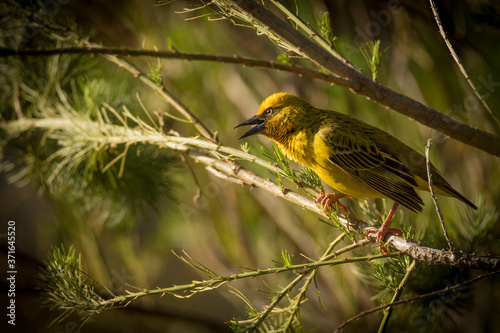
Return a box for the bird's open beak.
[235,116,266,139]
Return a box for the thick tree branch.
[230,0,500,157]
[225,165,500,271]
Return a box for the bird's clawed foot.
[364,225,403,244]
[316,193,352,213]
[364,202,402,252]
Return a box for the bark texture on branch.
[225,161,500,271]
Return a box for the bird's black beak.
[234,116,266,139]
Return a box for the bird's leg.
[316,193,352,213]
[364,202,402,244]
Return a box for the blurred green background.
[1,0,499,332]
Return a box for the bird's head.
[235,92,310,142]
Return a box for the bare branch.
[425,139,453,250]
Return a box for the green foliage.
[261,142,323,195]
[360,40,389,80]
[276,53,292,65]
[273,249,294,268]
[4,132,179,227]
[366,253,412,291]
[228,316,246,333]
[298,166,324,193]
[39,245,104,325]
[147,57,164,86]
[319,213,355,241]
[453,199,499,251]
[1,53,179,226]
[314,11,337,46]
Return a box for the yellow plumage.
[236,92,476,213]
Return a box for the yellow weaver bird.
[236,92,477,242]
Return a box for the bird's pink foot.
[316,193,352,213]
[364,202,402,251]
[364,225,403,243]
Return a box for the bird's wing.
[318,126,424,212]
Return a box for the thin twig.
[425,139,453,250]
[96,252,401,309]
[280,233,349,332]
[249,273,303,332]
[205,165,245,185]
[180,153,202,203]
[0,47,349,87]
[334,269,500,332]
[12,81,25,120]
[269,0,354,69]
[378,260,418,333]
[428,0,500,128]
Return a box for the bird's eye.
[264,107,274,116]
